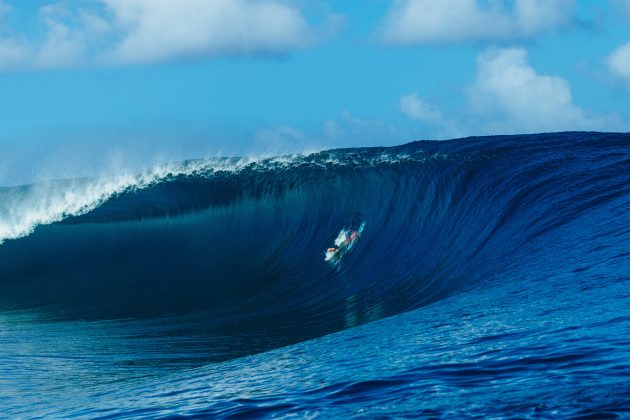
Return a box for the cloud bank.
[400,48,617,136]
[0,0,320,71]
[382,0,575,44]
[468,47,603,133]
[101,0,313,64]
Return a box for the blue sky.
[1,0,630,185]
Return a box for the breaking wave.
[2,132,630,418]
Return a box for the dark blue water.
[1,132,629,418]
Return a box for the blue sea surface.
[1,132,629,418]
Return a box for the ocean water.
[1,132,629,418]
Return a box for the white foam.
[0,156,301,245]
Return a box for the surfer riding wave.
[325,221,365,264]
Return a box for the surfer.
[325,225,363,262]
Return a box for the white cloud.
[100,0,313,64]
[0,0,322,71]
[400,48,618,136]
[399,93,443,124]
[467,47,598,132]
[32,5,86,69]
[398,93,462,138]
[0,4,88,71]
[608,41,630,85]
[0,39,30,70]
[382,0,575,44]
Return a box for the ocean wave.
[1,132,627,324]
[2,132,630,418]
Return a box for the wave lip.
[0,155,316,244]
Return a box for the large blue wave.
[2,132,628,348]
[2,132,630,417]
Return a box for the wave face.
[2,132,630,418]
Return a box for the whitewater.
[1,132,629,418]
